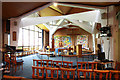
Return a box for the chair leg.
[90,72,92,80]
[106,73,108,80]
[115,73,119,80]
[94,72,96,80]
[77,71,80,79]
[110,72,112,80]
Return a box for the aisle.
[8,54,39,79]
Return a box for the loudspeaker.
[98,52,105,61]
[6,20,10,33]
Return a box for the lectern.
[76,44,82,57]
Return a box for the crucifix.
[67,27,80,46]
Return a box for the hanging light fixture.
[53,2,58,7]
[100,6,112,37]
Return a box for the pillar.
[108,6,119,61]
[0,1,2,79]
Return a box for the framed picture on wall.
[13,31,16,41]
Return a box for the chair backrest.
[11,54,17,64]
[33,59,42,66]
[43,60,52,67]
[32,66,44,79]
[63,61,73,68]
[77,62,87,69]
[115,61,120,70]
[109,70,120,79]
[3,75,25,80]
[94,70,109,80]
[53,61,62,68]
[60,68,76,79]
[45,67,59,79]
[4,54,10,62]
[87,62,98,70]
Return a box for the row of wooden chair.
[32,66,76,79]
[32,59,120,79]
[16,51,36,57]
[33,59,73,68]
[77,61,120,80]
[32,66,120,79]
[3,75,34,80]
[78,69,120,80]
[4,54,23,72]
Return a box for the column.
[0,1,2,79]
[108,6,119,61]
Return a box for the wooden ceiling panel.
[67,7,92,15]
[2,2,120,20]
[57,5,72,15]
[60,2,120,7]
[2,2,49,20]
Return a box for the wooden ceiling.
[61,2,120,7]
[2,2,49,20]
[2,2,120,20]
[49,5,92,15]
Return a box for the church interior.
[0,1,120,80]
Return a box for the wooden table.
[58,48,68,55]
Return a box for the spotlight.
[53,2,58,7]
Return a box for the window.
[18,25,42,50]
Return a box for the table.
[58,48,68,55]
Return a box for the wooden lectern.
[76,44,82,57]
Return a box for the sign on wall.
[54,35,71,48]
[13,31,16,41]
[77,35,88,48]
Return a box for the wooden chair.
[77,62,87,69]
[43,60,52,67]
[109,70,120,80]
[4,54,10,70]
[60,68,76,79]
[32,66,44,79]
[45,67,59,79]
[33,59,42,66]
[63,61,73,68]
[77,69,93,79]
[53,61,62,68]
[115,61,120,70]
[77,62,90,79]
[87,62,98,70]
[77,62,93,79]
[11,54,23,72]
[94,70,109,80]
[3,75,25,80]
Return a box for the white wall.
[10,18,21,47]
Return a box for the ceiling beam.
[65,7,73,15]
[48,7,64,15]
[16,2,53,19]
[58,3,106,10]
[67,19,92,33]
[56,19,64,26]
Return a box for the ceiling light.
[53,2,58,7]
